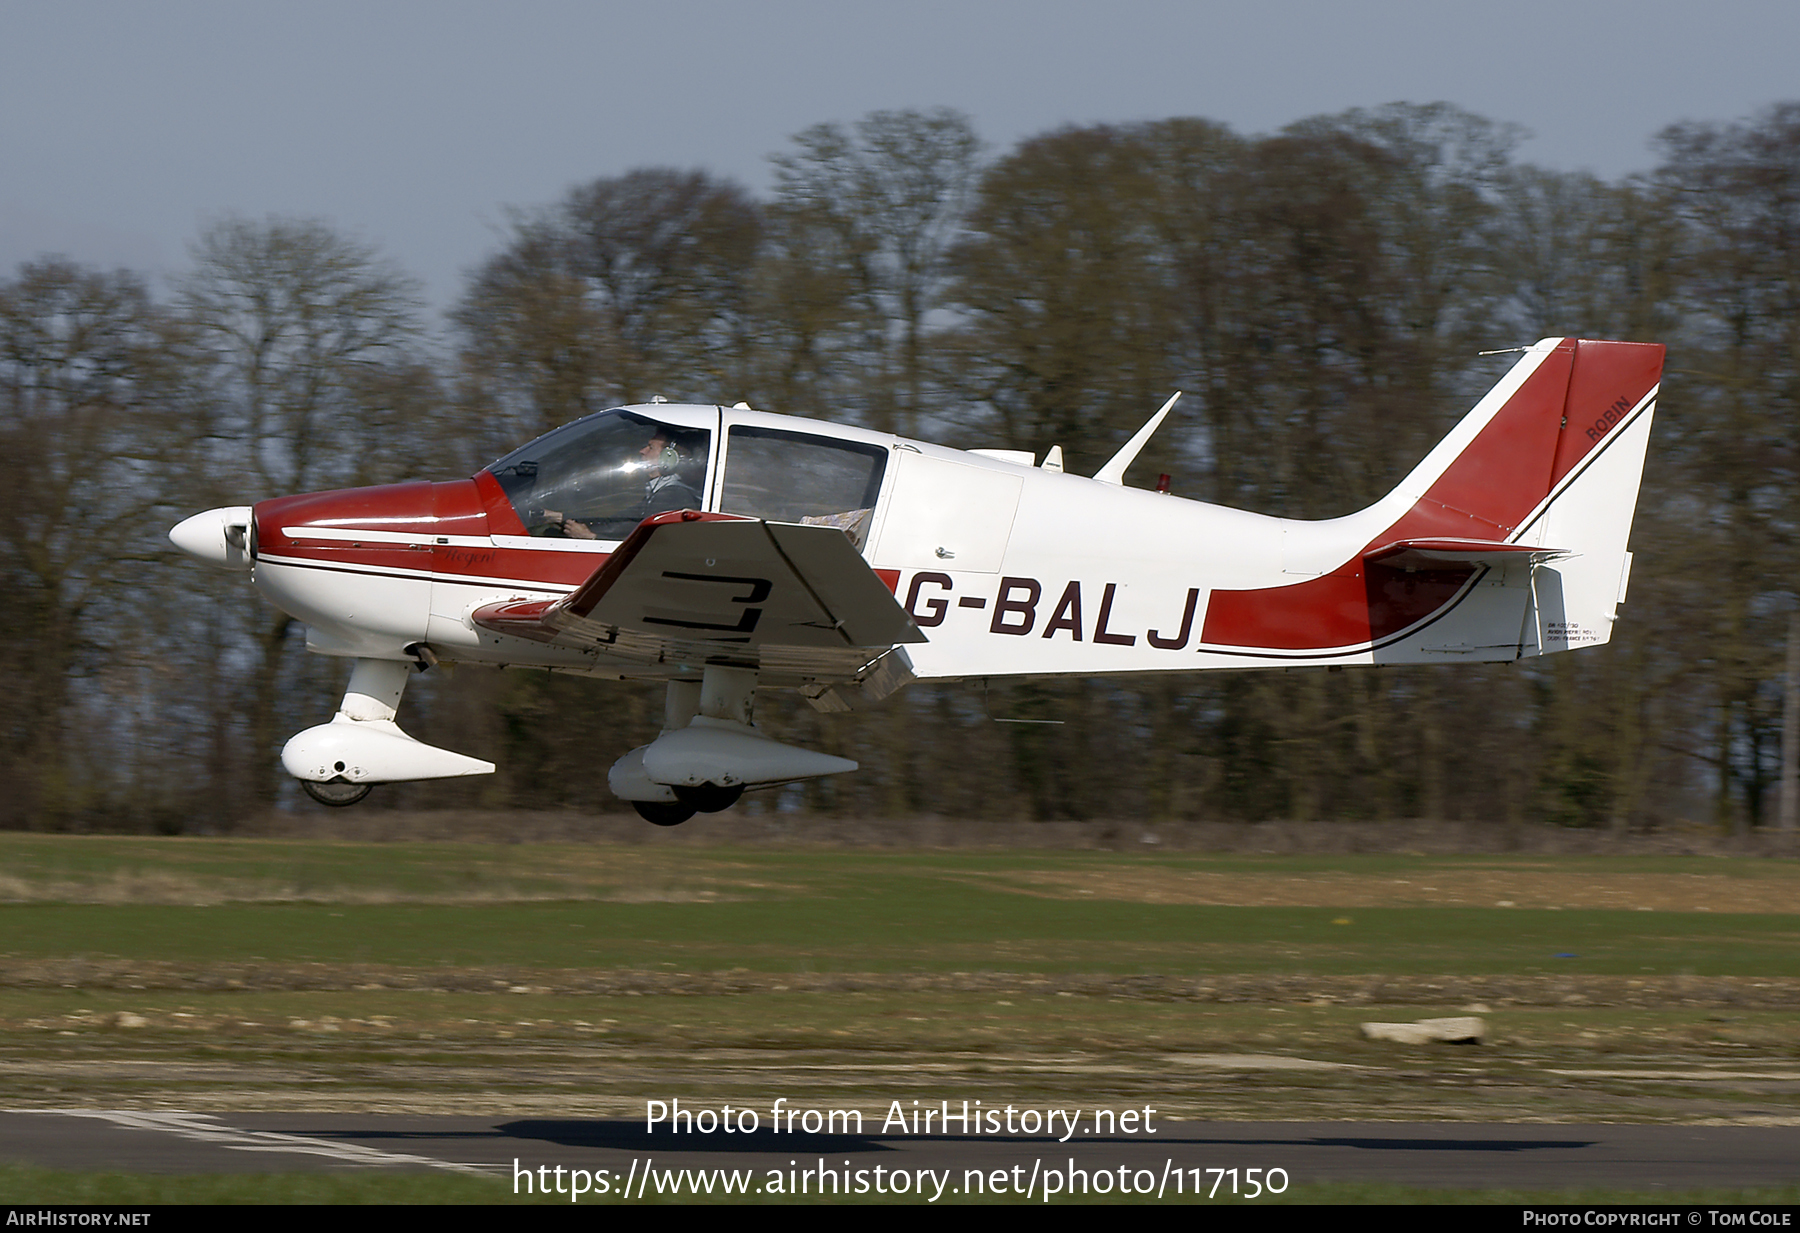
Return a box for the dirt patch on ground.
[993,866,1800,914]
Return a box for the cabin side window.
[718,427,887,546]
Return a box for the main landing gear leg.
[625,670,754,823]
[668,666,751,814]
[298,658,411,807]
[631,679,704,826]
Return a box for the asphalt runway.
[4,1110,1797,1198]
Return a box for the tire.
[671,783,744,813]
[301,778,373,807]
[633,800,697,827]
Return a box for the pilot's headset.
[659,431,707,480]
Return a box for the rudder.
[1512,339,1663,654]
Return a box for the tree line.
[2,101,1794,832]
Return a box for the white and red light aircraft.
[171,337,1662,824]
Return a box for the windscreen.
[488,410,711,541]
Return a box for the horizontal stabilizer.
[1365,538,1569,572]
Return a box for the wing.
[471,511,926,683]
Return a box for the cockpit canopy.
[485,406,892,548]
[487,410,710,540]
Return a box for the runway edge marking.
[14,1109,498,1177]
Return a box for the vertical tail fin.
[1385,338,1664,546]
[1200,338,1663,659]
[1376,337,1663,656]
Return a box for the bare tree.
[1653,104,1800,831]
[179,217,432,496]
[455,214,608,453]
[457,171,761,440]
[768,109,983,435]
[565,169,763,404]
[0,259,183,826]
[177,218,437,814]
[947,123,1173,473]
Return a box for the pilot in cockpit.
[544,428,704,540]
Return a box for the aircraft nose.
[170,506,254,569]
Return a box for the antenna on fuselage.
[1093,392,1180,486]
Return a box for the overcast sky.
[4,0,1796,311]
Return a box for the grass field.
[1,831,1797,1202]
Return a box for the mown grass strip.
[2,899,1796,977]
